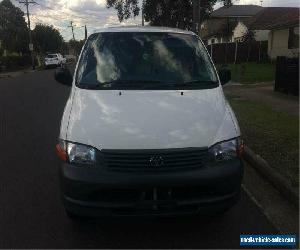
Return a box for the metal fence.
[206,41,269,64]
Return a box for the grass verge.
[227,96,299,186]
[228,62,276,83]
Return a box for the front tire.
[65,210,82,220]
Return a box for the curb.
[0,69,36,79]
[0,74,12,79]
[243,146,299,208]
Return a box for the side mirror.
[218,68,231,85]
[55,67,72,86]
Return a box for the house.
[200,5,264,45]
[232,21,269,42]
[248,7,299,59]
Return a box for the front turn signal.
[56,143,68,162]
[237,140,245,158]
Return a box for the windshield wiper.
[99,80,166,89]
[182,80,218,85]
[102,80,164,85]
[163,80,218,88]
[77,80,166,90]
[77,79,218,90]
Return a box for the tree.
[107,0,140,22]
[107,0,231,29]
[0,0,28,54]
[223,0,233,6]
[67,39,85,56]
[145,0,218,30]
[33,24,64,54]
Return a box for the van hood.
[66,88,239,150]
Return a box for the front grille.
[101,148,208,171]
[85,187,216,203]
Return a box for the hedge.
[0,55,32,71]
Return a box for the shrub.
[0,54,31,70]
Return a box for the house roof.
[211,5,264,18]
[200,16,253,39]
[249,7,300,30]
[200,19,229,39]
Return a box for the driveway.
[224,82,299,116]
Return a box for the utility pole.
[84,25,88,41]
[141,0,145,26]
[68,21,75,40]
[19,0,35,70]
[192,0,201,34]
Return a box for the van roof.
[92,26,195,35]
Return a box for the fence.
[275,56,299,96]
[206,41,268,64]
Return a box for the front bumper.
[60,160,243,217]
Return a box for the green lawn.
[228,63,276,83]
[227,96,299,186]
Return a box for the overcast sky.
[10,0,300,41]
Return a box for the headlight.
[56,140,96,165]
[67,142,96,164]
[209,137,244,162]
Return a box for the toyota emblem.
[149,155,164,167]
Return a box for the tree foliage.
[107,0,140,22]
[0,0,28,53]
[33,24,64,53]
[68,39,85,56]
[223,0,233,6]
[107,0,231,29]
[144,0,217,29]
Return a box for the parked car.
[55,26,244,218]
[44,53,66,68]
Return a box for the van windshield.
[76,32,218,90]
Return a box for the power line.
[31,15,47,24]
[59,27,70,33]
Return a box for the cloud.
[13,0,141,41]
[63,0,106,12]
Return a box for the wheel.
[65,210,82,220]
[209,206,231,218]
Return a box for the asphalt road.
[0,69,280,249]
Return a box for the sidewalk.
[224,82,299,116]
[0,68,36,79]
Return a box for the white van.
[55,26,244,218]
